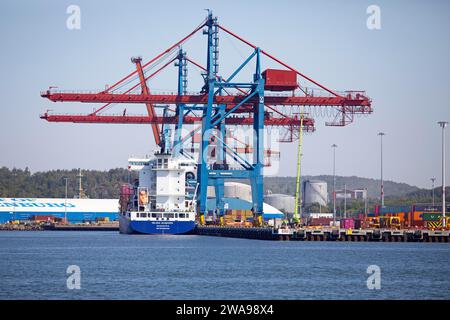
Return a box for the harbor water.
[0,231,449,300]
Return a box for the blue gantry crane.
[41,10,372,226]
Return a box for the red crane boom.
[40,17,372,143]
[39,112,315,128]
[41,91,371,108]
[131,57,161,146]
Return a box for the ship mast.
[77,168,86,199]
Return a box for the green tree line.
[0,167,137,199]
[0,167,447,210]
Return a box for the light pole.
[364,188,368,219]
[431,177,436,208]
[63,177,68,224]
[12,171,16,221]
[438,122,448,228]
[378,132,385,207]
[332,144,337,224]
[344,183,347,219]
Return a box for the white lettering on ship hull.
[151,221,174,230]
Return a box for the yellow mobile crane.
[293,108,305,225]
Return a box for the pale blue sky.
[0,0,449,188]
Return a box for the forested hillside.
[1,167,446,206]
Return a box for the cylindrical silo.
[224,182,252,201]
[207,182,252,201]
[303,180,328,206]
[264,194,295,214]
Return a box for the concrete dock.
[195,226,450,242]
[194,225,278,240]
[42,223,119,231]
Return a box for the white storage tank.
[264,194,295,214]
[207,182,252,201]
[303,180,328,206]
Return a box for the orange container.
[413,211,424,221]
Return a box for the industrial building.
[0,198,118,224]
[335,188,368,200]
[0,190,284,224]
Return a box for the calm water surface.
[0,231,449,300]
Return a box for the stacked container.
[309,217,333,226]
[340,218,355,229]
[32,215,55,222]
[354,219,363,229]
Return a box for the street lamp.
[438,121,448,228]
[12,171,16,221]
[364,188,368,219]
[63,177,68,224]
[332,144,337,224]
[431,177,436,208]
[344,183,347,219]
[378,132,386,207]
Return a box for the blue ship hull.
[119,214,195,235]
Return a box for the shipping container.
[54,217,67,224]
[413,203,450,212]
[378,205,411,214]
[422,213,444,221]
[410,220,425,228]
[354,219,363,229]
[309,213,333,219]
[309,218,332,226]
[412,211,424,221]
[32,215,55,222]
[340,218,355,229]
[262,69,297,91]
[389,212,406,222]
[329,221,340,227]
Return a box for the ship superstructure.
[119,152,197,234]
